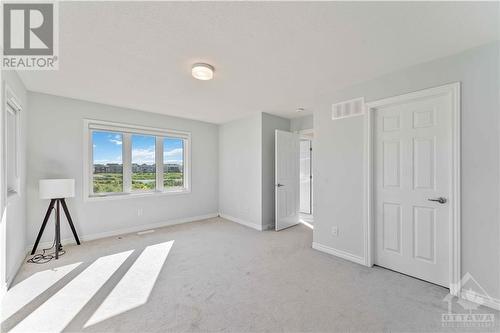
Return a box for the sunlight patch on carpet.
[85,240,174,327]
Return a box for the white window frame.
[3,85,22,202]
[83,119,191,201]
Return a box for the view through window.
[89,123,188,197]
[164,138,184,189]
[92,131,123,194]
[132,135,156,191]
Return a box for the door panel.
[382,202,402,254]
[374,94,451,287]
[413,137,435,190]
[275,130,300,231]
[413,206,436,263]
[382,140,401,188]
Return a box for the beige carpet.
[2,217,498,332]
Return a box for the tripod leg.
[55,200,60,259]
[61,198,80,245]
[31,199,56,255]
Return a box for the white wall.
[261,113,290,229]
[219,112,290,230]
[218,114,262,229]
[1,70,28,292]
[290,115,313,132]
[26,92,219,245]
[313,42,500,300]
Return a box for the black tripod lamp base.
[31,198,81,259]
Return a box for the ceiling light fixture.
[192,63,214,80]
[296,107,305,113]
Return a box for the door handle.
[428,197,447,204]
[276,184,285,187]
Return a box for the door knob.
[276,183,285,187]
[428,197,447,204]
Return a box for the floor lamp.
[31,179,81,259]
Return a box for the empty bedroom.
[1,1,499,332]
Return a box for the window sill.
[85,189,191,202]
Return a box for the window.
[92,131,123,194]
[5,87,21,197]
[132,135,156,192]
[85,120,190,199]
[164,138,184,189]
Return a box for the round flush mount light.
[296,107,305,113]
[192,63,214,80]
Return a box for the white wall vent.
[331,97,365,120]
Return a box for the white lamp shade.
[39,179,75,199]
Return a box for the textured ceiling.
[18,1,499,124]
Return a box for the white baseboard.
[312,242,365,265]
[28,213,219,251]
[219,213,263,231]
[460,288,500,311]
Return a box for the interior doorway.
[274,128,314,231]
[275,130,300,231]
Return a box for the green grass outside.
[93,172,184,193]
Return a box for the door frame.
[363,82,461,296]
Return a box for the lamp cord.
[27,206,66,264]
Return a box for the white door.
[374,92,452,287]
[275,130,300,231]
[300,140,312,214]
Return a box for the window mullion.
[156,136,164,192]
[123,133,132,193]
